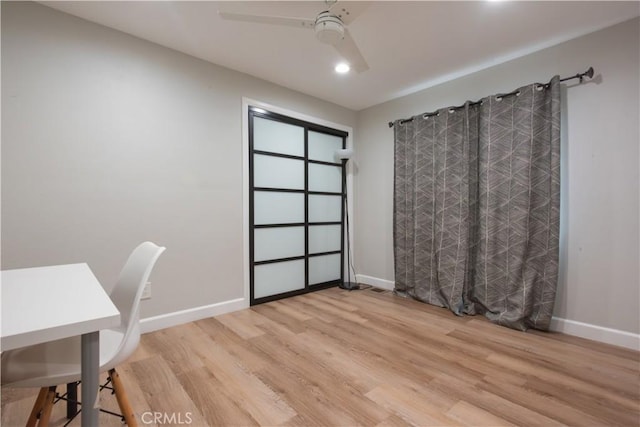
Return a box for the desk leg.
[81,332,100,426]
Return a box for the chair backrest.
[110,241,166,328]
[102,242,165,370]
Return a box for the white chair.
[1,242,166,427]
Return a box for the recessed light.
[335,63,350,74]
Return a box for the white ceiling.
[41,1,639,111]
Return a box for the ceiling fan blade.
[334,28,369,73]
[328,1,371,25]
[218,11,315,29]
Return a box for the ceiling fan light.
[315,12,344,45]
[335,63,350,73]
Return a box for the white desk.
[1,263,121,426]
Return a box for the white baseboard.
[354,274,639,351]
[549,317,639,351]
[356,274,395,291]
[140,297,248,334]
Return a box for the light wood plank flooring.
[2,287,639,426]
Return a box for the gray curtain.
[393,76,560,331]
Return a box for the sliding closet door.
[249,108,346,305]
[308,131,343,287]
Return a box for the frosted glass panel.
[254,192,304,225]
[309,254,341,285]
[309,163,342,193]
[254,117,304,157]
[309,225,341,254]
[254,260,305,299]
[254,227,305,262]
[308,131,343,163]
[309,195,342,222]
[254,154,304,189]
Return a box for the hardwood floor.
[2,287,639,426]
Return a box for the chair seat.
[1,327,126,388]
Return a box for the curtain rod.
[388,67,594,128]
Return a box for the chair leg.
[36,386,56,427]
[26,387,48,427]
[109,368,137,427]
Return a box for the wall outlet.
[141,281,151,300]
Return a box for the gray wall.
[1,2,356,318]
[354,18,640,334]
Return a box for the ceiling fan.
[218,1,370,73]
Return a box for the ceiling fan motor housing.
[315,11,344,45]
